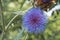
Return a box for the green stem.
[0,0,5,31]
[25,34,28,40]
[5,14,19,30]
[5,0,26,31]
[0,0,5,40]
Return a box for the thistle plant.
[0,0,60,40]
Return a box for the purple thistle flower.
[22,7,48,34]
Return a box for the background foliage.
[0,0,60,40]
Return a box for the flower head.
[22,7,48,34]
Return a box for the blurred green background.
[0,0,60,40]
